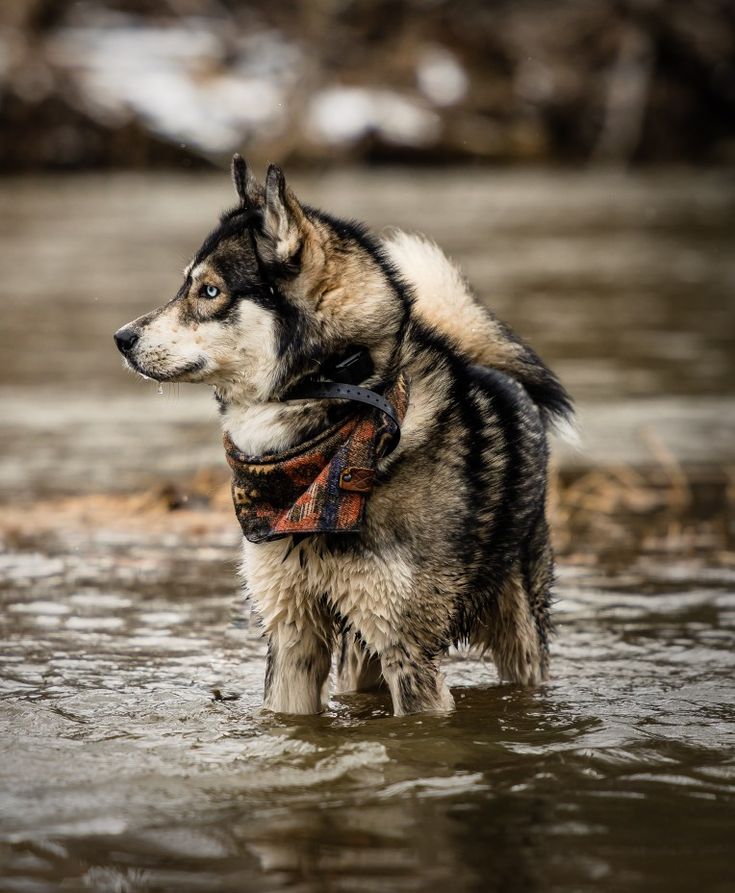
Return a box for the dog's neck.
[218,353,376,458]
[219,397,339,456]
[218,321,446,460]
[218,340,405,457]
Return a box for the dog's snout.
[114,326,139,355]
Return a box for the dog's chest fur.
[242,537,414,652]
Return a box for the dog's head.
[114,156,407,403]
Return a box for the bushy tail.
[493,321,574,429]
[383,230,573,428]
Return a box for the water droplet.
[157,384,164,396]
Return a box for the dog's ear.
[231,153,263,207]
[257,164,306,275]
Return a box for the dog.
[114,156,572,716]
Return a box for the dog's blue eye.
[203,285,220,298]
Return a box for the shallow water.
[1,169,734,891]
[1,531,733,892]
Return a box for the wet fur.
[115,156,572,716]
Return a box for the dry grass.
[551,464,733,563]
[550,431,733,563]
[1,459,732,563]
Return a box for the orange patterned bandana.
[224,374,410,544]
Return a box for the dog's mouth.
[124,355,207,383]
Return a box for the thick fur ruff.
[115,156,572,716]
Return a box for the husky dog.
[114,157,572,716]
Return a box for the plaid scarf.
[224,374,410,544]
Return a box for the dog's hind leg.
[522,515,554,680]
[379,644,454,716]
[481,570,545,686]
[478,514,553,686]
[263,618,332,714]
[335,633,385,694]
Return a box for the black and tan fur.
[114,156,572,716]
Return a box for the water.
[1,170,734,891]
[1,531,733,892]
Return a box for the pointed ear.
[231,153,263,207]
[258,164,305,272]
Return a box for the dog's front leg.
[335,633,386,694]
[379,644,454,716]
[263,621,332,715]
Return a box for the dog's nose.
[114,327,139,355]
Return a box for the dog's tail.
[382,231,574,429]
[491,321,574,430]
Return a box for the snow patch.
[309,87,439,147]
[417,46,468,106]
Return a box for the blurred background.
[1,0,734,498]
[3,0,735,169]
[1,3,734,892]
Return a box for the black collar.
[282,347,404,452]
